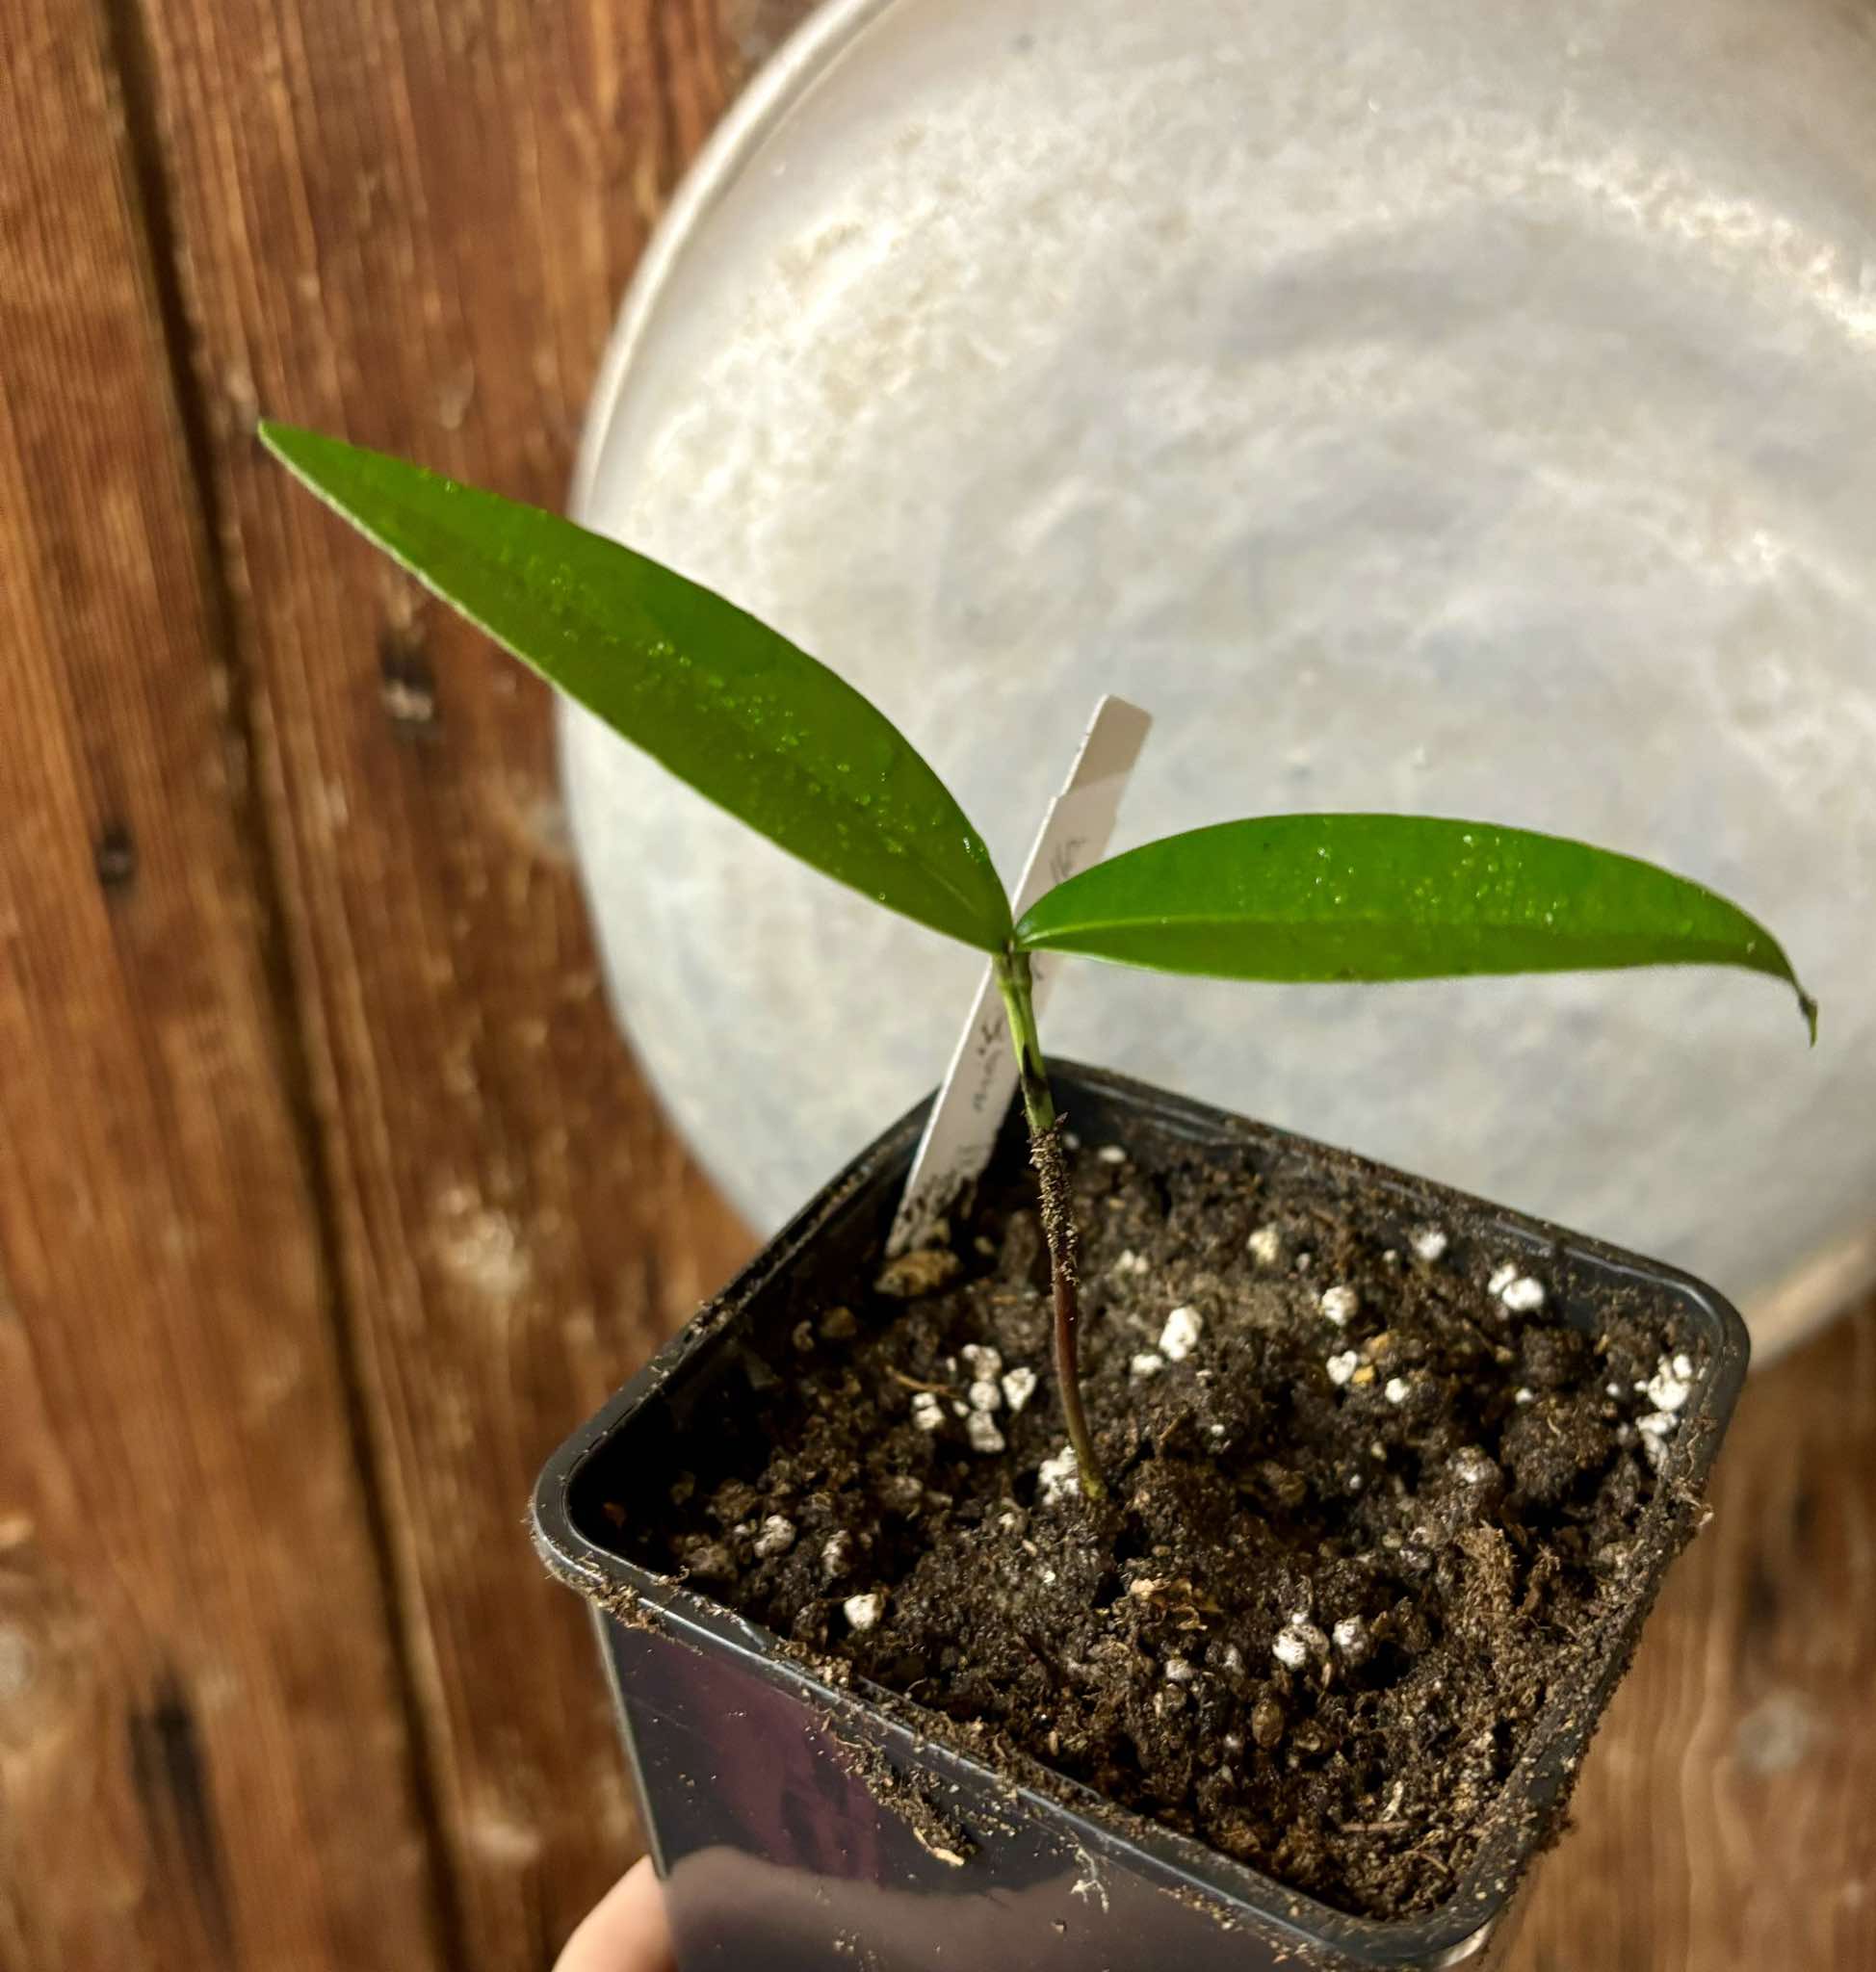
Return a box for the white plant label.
[887,694,1152,1256]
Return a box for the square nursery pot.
[533,1063,1748,1972]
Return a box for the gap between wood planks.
[89,0,467,1957]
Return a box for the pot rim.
[534,1059,1749,1965]
[568,0,902,526]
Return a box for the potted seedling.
[262,423,1811,1971]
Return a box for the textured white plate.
[565,0,1876,1356]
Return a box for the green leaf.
[258,423,1011,952]
[1015,814,1815,1038]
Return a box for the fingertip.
[553,1855,672,1972]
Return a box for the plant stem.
[994,948,1106,1504]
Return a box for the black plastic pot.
[533,1063,1748,1971]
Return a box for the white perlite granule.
[1318,1285,1358,1327]
[1112,1249,1150,1279]
[821,1530,853,1578]
[1451,1446,1498,1487]
[1410,1227,1449,1262]
[1001,1365,1038,1412]
[1130,1351,1165,1379]
[910,1390,945,1432]
[1163,1656,1197,1684]
[843,1592,885,1633]
[1271,1628,1310,1670]
[1488,1262,1519,1296]
[1645,1353,1695,1412]
[1272,1617,1329,1669]
[1326,1350,1359,1387]
[961,1342,1003,1383]
[1331,1616,1368,1656]
[965,1410,1006,1454]
[752,1515,796,1559]
[1096,1144,1128,1165]
[968,1378,1003,1413]
[1247,1225,1282,1266]
[1636,1410,1679,1468]
[1037,1445,1081,1506]
[1159,1306,1204,1361]
[1499,1274,1547,1312]
[1384,1376,1410,1405]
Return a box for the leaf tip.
[255,418,320,480]
[1799,987,1819,1048]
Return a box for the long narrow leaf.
[259,423,1011,952]
[1015,815,1814,1036]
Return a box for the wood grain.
[4,0,1872,1963]
[1514,1293,1876,1971]
[0,4,446,1965]
[112,0,772,1960]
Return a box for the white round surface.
[566,0,1876,1354]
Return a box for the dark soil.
[612,1133,1709,1921]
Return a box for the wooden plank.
[1514,1294,1876,1970]
[119,0,780,1959]
[53,0,1871,1960]
[0,6,449,1967]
